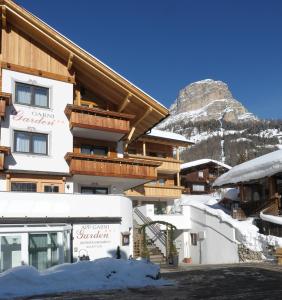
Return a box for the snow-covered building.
[0,0,170,271]
[214,150,282,236]
[181,159,231,194]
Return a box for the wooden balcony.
[65,152,160,180]
[128,154,181,174]
[65,104,135,140]
[0,146,11,170]
[0,92,12,120]
[126,184,183,198]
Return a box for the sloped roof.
[181,159,231,171]
[213,150,282,187]
[146,129,193,145]
[0,0,169,140]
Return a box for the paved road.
[21,263,282,300]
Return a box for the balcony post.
[143,141,146,156]
[176,146,180,160]
[176,172,180,187]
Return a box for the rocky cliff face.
[158,79,282,166]
[168,79,256,124]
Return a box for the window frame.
[14,130,48,156]
[11,182,37,192]
[81,187,108,195]
[15,82,50,108]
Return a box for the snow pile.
[214,149,282,187]
[179,195,282,254]
[0,258,168,299]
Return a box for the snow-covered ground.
[0,258,169,299]
[178,195,282,254]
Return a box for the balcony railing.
[65,152,161,180]
[0,92,11,120]
[126,184,183,198]
[127,154,181,174]
[65,104,135,134]
[0,146,11,170]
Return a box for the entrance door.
[29,233,58,271]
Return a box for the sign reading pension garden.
[72,224,120,261]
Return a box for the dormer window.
[15,82,49,108]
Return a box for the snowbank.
[213,149,282,187]
[0,258,168,299]
[179,195,282,253]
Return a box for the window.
[81,145,108,156]
[11,182,37,192]
[81,187,108,194]
[198,171,204,178]
[15,82,49,108]
[29,233,58,271]
[14,131,48,155]
[0,235,21,272]
[191,233,198,246]
[192,184,205,192]
[44,185,59,193]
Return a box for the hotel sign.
[72,224,120,261]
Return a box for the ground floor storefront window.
[0,224,71,272]
[0,235,21,272]
[29,233,59,271]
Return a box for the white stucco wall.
[189,206,239,264]
[1,69,73,173]
[0,192,133,260]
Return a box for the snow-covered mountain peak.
[165,79,257,126]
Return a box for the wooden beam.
[67,53,74,71]
[118,93,131,112]
[132,107,152,127]
[1,62,75,84]
[1,6,6,31]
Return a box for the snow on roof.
[181,159,231,170]
[213,149,282,187]
[0,258,167,298]
[146,129,193,144]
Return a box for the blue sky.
[16,0,282,119]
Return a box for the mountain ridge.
[158,79,282,166]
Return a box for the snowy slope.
[0,258,168,299]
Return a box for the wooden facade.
[0,92,11,119]
[0,146,10,170]
[127,184,183,198]
[125,134,191,203]
[0,0,170,188]
[65,152,160,180]
[0,0,169,142]
[181,162,230,195]
[65,104,134,135]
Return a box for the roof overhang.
[0,0,169,141]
